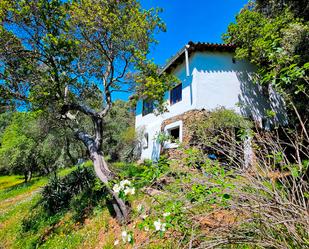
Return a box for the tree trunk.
[91,149,130,223]
[24,172,28,183]
[65,136,77,165]
[24,170,32,183]
[77,130,130,223]
[28,170,32,182]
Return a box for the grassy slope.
[1,160,234,249]
[0,168,113,249]
[0,175,45,248]
[0,170,172,249]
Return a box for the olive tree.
[0,0,175,222]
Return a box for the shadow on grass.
[18,165,128,248]
[20,189,109,248]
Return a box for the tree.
[0,111,81,180]
[0,112,13,143]
[0,112,40,181]
[0,0,176,222]
[255,0,309,21]
[223,1,309,132]
[102,100,138,162]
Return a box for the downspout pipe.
[185,44,190,77]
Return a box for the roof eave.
[160,41,236,74]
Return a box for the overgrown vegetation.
[0,0,308,248]
[224,0,309,125]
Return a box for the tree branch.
[61,102,99,118]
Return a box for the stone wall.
[161,109,207,160]
[160,109,255,167]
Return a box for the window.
[170,83,182,105]
[143,133,149,149]
[142,100,154,116]
[163,121,182,149]
[169,127,180,141]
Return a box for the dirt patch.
[195,209,240,233]
[95,217,154,248]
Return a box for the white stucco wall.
[135,54,195,160]
[135,51,286,160]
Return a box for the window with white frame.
[168,126,180,141]
[164,120,183,149]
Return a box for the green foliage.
[203,108,252,130]
[136,157,170,187]
[185,157,235,207]
[224,3,309,121]
[188,108,253,166]
[0,111,12,142]
[0,111,81,179]
[114,156,170,189]
[0,112,40,179]
[41,164,106,214]
[133,62,179,113]
[102,100,138,162]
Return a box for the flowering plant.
[112,179,135,199]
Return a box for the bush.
[184,127,309,248]
[188,108,253,167]
[113,156,170,189]
[135,125,308,248]
[41,164,106,214]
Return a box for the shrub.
[188,108,253,167]
[187,127,309,248]
[41,164,106,214]
[113,156,170,188]
[136,124,308,248]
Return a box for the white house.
[135,41,287,161]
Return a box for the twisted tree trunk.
[76,126,130,223]
[61,94,130,223]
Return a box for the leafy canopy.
[223,1,309,120]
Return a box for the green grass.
[0,177,47,202]
[0,166,105,249]
[0,164,176,249]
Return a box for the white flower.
[124,187,130,195]
[124,187,135,196]
[161,223,167,232]
[120,179,131,188]
[137,204,143,212]
[121,231,128,242]
[154,219,162,231]
[154,219,167,232]
[113,184,121,193]
[163,212,171,217]
[114,240,119,245]
[144,226,149,231]
[121,230,133,244]
[129,187,135,195]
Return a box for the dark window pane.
[169,127,180,140]
[142,100,154,116]
[170,83,182,105]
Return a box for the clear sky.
[141,0,248,66]
[113,0,249,100]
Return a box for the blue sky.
[115,0,249,100]
[141,0,248,66]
